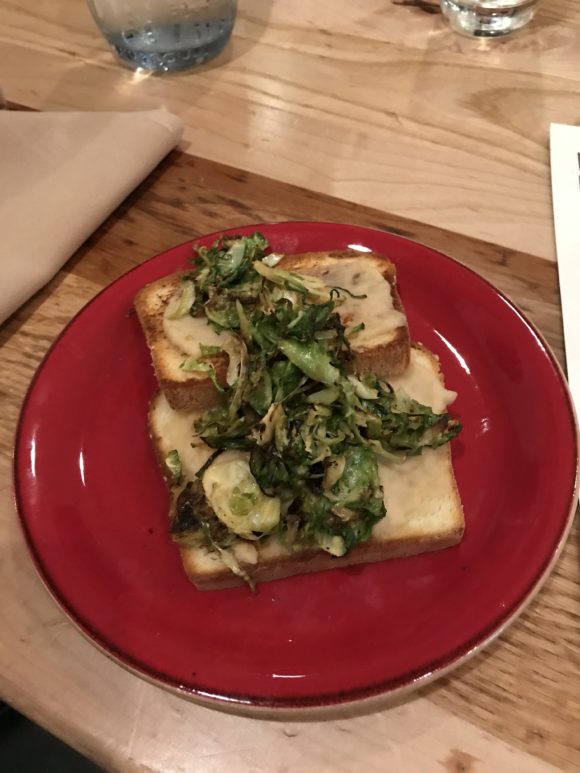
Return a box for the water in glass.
[440,0,538,36]
[86,0,237,71]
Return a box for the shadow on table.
[0,704,104,773]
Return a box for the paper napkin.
[0,109,183,323]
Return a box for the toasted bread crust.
[135,249,410,411]
[157,373,225,412]
[180,517,463,590]
[353,335,410,380]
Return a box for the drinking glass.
[86,0,237,72]
[440,0,538,36]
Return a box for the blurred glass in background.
[86,0,237,72]
[440,0,538,36]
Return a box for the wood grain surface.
[0,150,577,772]
[3,0,580,261]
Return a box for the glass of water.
[440,0,539,36]
[86,0,237,72]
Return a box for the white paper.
[549,123,580,415]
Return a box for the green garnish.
[165,450,182,484]
[180,357,225,393]
[253,261,331,302]
[167,280,195,319]
[278,339,340,386]
[171,233,461,565]
[199,344,222,357]
[348,322,366,336]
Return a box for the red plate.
[14,222,578,712]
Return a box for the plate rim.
[13,220,580,713]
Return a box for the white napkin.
[550,123,580,415]
[0,109,183,323]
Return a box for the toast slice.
[149,345,463,590]
[136,249,410,413]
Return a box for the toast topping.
[377,446,453,537]
[387,350,457,414]
[301,259,406,349]
[163,288,224,358]
[153,395,213,479]
[202,450,281,537]
[162,244,406,364]
[152,234,461,585]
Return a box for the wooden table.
[0,2,579,771]
[4,0,580,263]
